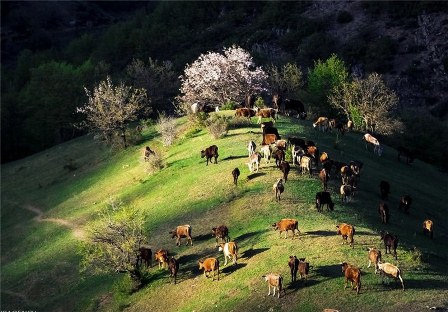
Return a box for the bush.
[337,11,353,24]
[206,115,228,139]
[142,149,164,174]
[221,101,236,110]
[156,113,177,146]
[254,96,265,108]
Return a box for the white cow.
[218,241,238,266]
[363,133,383,156]
[377,261,405,291]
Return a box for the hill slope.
[1,112,447,311]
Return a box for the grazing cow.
[256,108,277,124]
[340,165,352,186]
[247,152,262,173]
[232,168,240,185]
[367,247,382,274]
[347,120,354,131]
[235,107,256,119]
[316,191,335,212]
[279,161,291,182]
[272,149,285,167]
[341,262,361,295]
[219,241,238,266]
[398,195,412,213]
[275,139,288,151]
[260,121,274,129]
[397,146,414,164]
[247,141,256,157]
[422,219,433,239]
[212,225,230,246]
[320,152,329,164]
[262,126,280,138]
[260,144,272,164]
[262,133,278,145]
[272,94,282,111]
[300,155,312,176]
[328,119,337,131]
[154,249,169,269]
[272,218,300,239]
[283,99,307,119]
[298,258,310,283]
[273,178,285,201]
[319,168,329,191]
[306,145,319,166]
[262,273,284,298]
[288,256,299,283]
[313,117,329,132]
[363,133,383,156]
[380,231,398,260]
[201,145,219,165]
[378,202,390,224]
[198,258,219,281]
[168,257,179,284]
[377,261,405,290]
[379,180,390,200]
[137,246,152,268]
[336,223,355,248]
[143,146,155,161]
[340,185,355,203]
[287,137,306,150]
[169,225,193,246]
[349,160,363,180]
[292,145,306,165]
[333,161,347,178]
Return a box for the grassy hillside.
[1,112,447,312]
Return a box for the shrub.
[143,149,164,174]
[254,96,265,108]
[206,115,228,139]
[337,11,353,24]
[156,113,177,146]
[221,101,236,110]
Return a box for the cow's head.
[200,150,206,158]
[198,260,204,269]
[336,225,341,234]
[341,262,348,272]
[299,258,306,262]
[272,222,279,230]
[218,243,225,252]
[211,227,217,236]
[169,230,176,238]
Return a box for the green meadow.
[1,111,447,312]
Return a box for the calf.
[340,185,354,203]
[313,116,329,132]
[363,133,383,156]
[298,258,310,284]
[169,225,193,246]
[198,258,219,281]
[256,108,277,124]
[367,247,382,274]
[247,152,261,173]
[260,144,272,164]
[212,225,230,246]
[137,246,152,268]
[380,231,398,259]
[235,107,256,119]
[168,257,179,284]
[273,178,284,201]
[377,261,405,290]
[248,141,256,157]
[316,191,335,212]
[422,219,433,239]
[292,145,305,165]
[154,249,169,269]
[288,256,299,283]
[272,149,285,167]
[272,218,300,239]
[201,145,219,165]
[300,155,312,176]
[378,202,390,224]
[262,273,284,298]
[279,161,290,182]
[336,223,355,248]
[263,133,278,145]
[341,262,361,295]
[379,180,390,200]
[219,241,238,266]
[398,195,412,213]
[397,146,414,164]
[231,168,240,185]
[319,168,329,191]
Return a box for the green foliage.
[221,101,236,110]
[254,96,265,108]
[206,114,229,139]
[267,62,304,98]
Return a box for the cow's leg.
[267,285,271,296]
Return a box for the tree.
[177,45,268,113]
[329,72,402,135]
[267,62,304,98]
[77,76,148,147]
[79,198,148,288]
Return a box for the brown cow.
[256,108,277,124]
[298,258,310,284]
[363,133,383,156]
[319,168,329,191]
[380,231,398,260]
[154,249,169,269]
[235,107,256,119]
[341,262,361,295]
[169,225,193,246]
[219,241,238,266]
[212,225,230,246]
[231,168,240,185]
[320,152,329,164]
[198,257,219,281]
[201,145,219,166]
[313,117,329,132]
[168,256,179,284]
[262,273,284,298]
[262,133,278,145]
[272,149,285,167]
[377,261,405,290]
[378,202,390,224]
[273,178,284,201]
[422,219,433,239]
[279,161,290,182]
[367,247,382,274]
[336,223,355,248]
[288,256,299,283]
[137,246,152,268]
[272,218,300,239]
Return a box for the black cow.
[201,145,219,165]
[279,161,291,182]
[316,191,335,212]
[380,231,398,260]
[283,99,307,119]
[137,247,152,268]
[232,168,240,185]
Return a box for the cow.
[336,223,355,248]
[347,120,354,131]
[275,139,288,151]
[287,137,306,150]
[298,258,310,284]
[322,159,334,175]
[306,145,319,167]
[201,145,219,165]
[340,165,352,186]
[377,261,405,291]
[260,144,272,164]
[169,225,193,246]
[137,246,152,268]
[154,249,169,269]
[247,141,256,157]
[288,256,299,283]
[378,202,390,224]
[379,180,390,200]
[320,152,329,164]
[316,191,335,212]
[191,102,204,114]
[380,231,398,260]
[292,145,306,165]
[260,121,274,129]
[262,126,280,139]
[219,241,238,266]
[300,155,312,176]
[212,225,230,246]
[272,218,300,239]
[256,108,277,124]
[398,195,412,213]
[319,168,329,191]
[198,257,219,281]
[262,133,278,145]
[422,219,433,239]
[272,149,285,167]
[262,273,284,298]
[341,262,361,295]
[282,99,307,119]
[143,146,155,161]
[333,161,347,178]
[168,257,179,284]
[340,185,355,203]
[245,93,255,108]
[273,178,284,201]
[272,94,282,111]
[235,107,256,119]
[313,117,329,132]
[247,152,261,172]
[349,160,363,181]
[397,146,414,164]
[232,168,240,185]
[367,247,382,274]
[363,133,383,156]
[279,161,290,182]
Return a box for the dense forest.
[1,1,448,167]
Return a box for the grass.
[1,111,447,311]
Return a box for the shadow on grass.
[241,247,270,259]
[287,279,320,292]
[194,233,213,243]
[221,262,247,275]
[234,229,269,242]
[313,264,341,280]
[222,155,247,161]
[247,172,266,180]
[306,230,335,237]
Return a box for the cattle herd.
[138,103,435,301]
